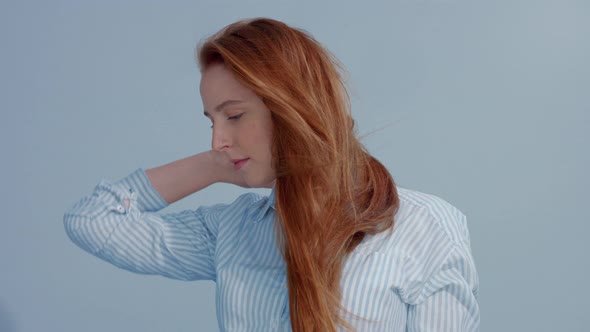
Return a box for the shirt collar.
[252,185,276,223]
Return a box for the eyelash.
[228,113,244,121]
[210,113,244,128]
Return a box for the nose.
[211,124,231,151]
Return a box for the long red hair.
[197,18,399,331]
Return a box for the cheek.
[258,118,274,148]
[249,131,271,152]
[248,134,272,162]
[239,116,273,157]
[258,123,274,152]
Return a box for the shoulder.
[395,186,471,247]
[198,191,271,223]
[359,186,472,256]
[352,186,479,305]
[209,191,265,210]
[394,187,479,304]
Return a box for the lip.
[232,158,249,170]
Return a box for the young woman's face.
[200,63,275,188]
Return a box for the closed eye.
[209,113,244,129]
[228,113,244,120]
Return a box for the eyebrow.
[203,99,245,117]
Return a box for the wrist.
[201,150,231,184]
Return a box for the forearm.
[63,167,216,280]
[145,151,220,205]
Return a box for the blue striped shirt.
[63,168,480,331]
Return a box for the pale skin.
[124,64,275,208]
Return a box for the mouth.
[232,158,249,170]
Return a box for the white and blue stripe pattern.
[64,168,480,331]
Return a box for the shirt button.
[117,205,124,212]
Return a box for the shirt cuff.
[113,168,169,212]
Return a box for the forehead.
[200,64,256,107]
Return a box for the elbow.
[62,212,103,255]
[63,212,79,239]
[63,212,86,245]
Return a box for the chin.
[246,176,276,189]
[248,181,274,189]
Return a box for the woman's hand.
[205,150,250,188]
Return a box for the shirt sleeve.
[398,206,480,331]
[404,245,480,331]
[63,168,218,281]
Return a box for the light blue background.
[2,0,588,331]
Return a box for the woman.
[64,18,479,331]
